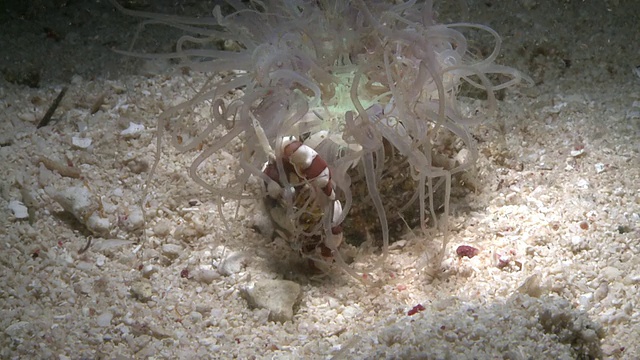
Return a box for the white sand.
[1,1,638,359]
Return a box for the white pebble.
[576,179,590,189]
[161,244,183,259]
[96,255,106,267]
[4,321,32,339]
[76,261,92,271]
[571,236,583,246]
[218,251,247,276]
[570,148,585,157]
[327,297,339,309]
[112,187,124,197]
[122,206,144,232]
[195,268,220,284]
[96,311,113,327]
[8,200,29,219]
[120,122,145,138]
[86,213,112,236]
[130,280,153,302]
[577,292,593,310]
[570,236,588,252]
[594,282,609,302]
[47,185,96,220]
[18,111,37,122]
[71,136,92,149]
[602,266,621,281]
[342,305,362,319]
[626,274,640,284]
[190,311,203,322]
[153,219,172,237]
[142,264,158,278]
[454,148,471,165]
[242,280,301,323]
[47,185,112,235]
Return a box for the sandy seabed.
[1,0,639,359]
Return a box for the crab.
[252,116,344,263]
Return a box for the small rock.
[570,236,589,252]
[8,200,29,219]
[161,244,183,260]
[120,122,145,138]
[195,304,212,316]
[71,136,92,149]
[218,251,247,276]
[5,321,32,339]
[96,311,113,327]
[96,255,106,267]
[602,266,621,281]
[570,148,585,157]
[47,184,111,235]
[125,158,149,174]
[518,274,543,298]
[153,219,172,237]
[251,212,275,238]
[86,213,111,236]
[594,282,609,302]
[173,223,202,242]
[242,279,302,323]
[194,268,220,284]
[578,292,593,311]
[122,206,144,232]
[47,185,96,219]
[141,264,159,278]
[190,311,203,323]
[576,179,590,189]
[342,305,362,319]
[456,245,479,259]
[130,280,153,302]
[388,240,407,251]
[454,148,472,165]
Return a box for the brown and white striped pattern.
[262,135,343,250]
[278,136,336,201]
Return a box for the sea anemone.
[111,0,532,281]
